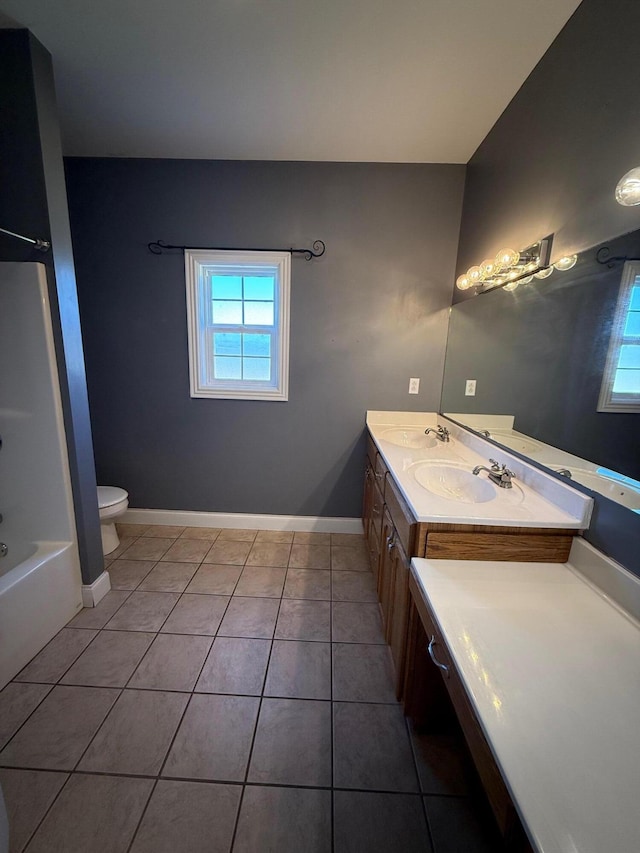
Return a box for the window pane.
[612,368,640,394]
[243,358,271,381]
[617,344,640,369]
[212,301,242,324]
[211,275,242,300]
[244,276,274,301]
[244,301,274,325]
[214,333,241,356]
[214,356,241,380]
[243,333,271,357]
[630,284,640,310]
[623,311,640,337]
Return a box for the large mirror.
[440,227,640,510]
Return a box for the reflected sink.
[381,427,438,449]
[556,468,640,510]
[413,462,496,504]
[486,431,542,455]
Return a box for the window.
[598,260,640,412]
[185,250,290,401]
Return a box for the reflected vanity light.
[615,166,640,206]
[456,235,553,294]
[534,265,554,279]
[554,254,578,271]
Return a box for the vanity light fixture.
[615,166,640,206]
[467,265,483,285]
[480,258,497,279]
[456,235,553,294]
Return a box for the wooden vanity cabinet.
[378,509,395,636]
[387,535,412,697]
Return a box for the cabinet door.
[378,510,395,637]
[362,462,374,540]
[388,537,411,699]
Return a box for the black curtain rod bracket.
[0,226,50,252]
[148,239,325,260]
[596,246,640,268]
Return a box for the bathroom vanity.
[362,411,591,697]
[364,412,640,852]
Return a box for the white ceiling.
[1,0,581,163]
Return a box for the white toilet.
[97,486,129,555]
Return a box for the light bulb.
[456,274,471,290]
[615,166,640,206]
[480,258,496,279]
[506,269,520,280]
[503,281,519,291]
[534,266,553,279]
[467,265,482,284]
[495,247,520,270]
[554,254,577,271]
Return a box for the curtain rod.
[0,226,50,252]
[148,239,325,260]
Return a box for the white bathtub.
[0,540,82,689]
[0,262,85,690]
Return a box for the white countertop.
[411,540,640,853]
[366,412,591,528]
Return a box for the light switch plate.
[465,379,477,396]
[409,378,420,394]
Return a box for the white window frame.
[597,260,640,413]
[185,249,290,401]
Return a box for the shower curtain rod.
[0,226,50,252]
[148,239,326,260]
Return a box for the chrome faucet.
[425,425,450,443]
[556,469,572,478]
[472,458,516,488]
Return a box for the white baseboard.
[81,570,112,607]
[123,508,363,535]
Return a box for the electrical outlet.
[408,377,420,394]
[465,379,477,396]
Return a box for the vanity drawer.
[374,452,388,490]
[425,532,573,562]
[384,473,417,555]
[370,480,385,545]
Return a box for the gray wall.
[455,0,640,289]
[0,30,103,583]
[65,158,465,518]
[451,0,640,574]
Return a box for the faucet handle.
[489,458,502,470]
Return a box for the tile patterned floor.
[0,525,502,853]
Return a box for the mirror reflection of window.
[598,261,640,412]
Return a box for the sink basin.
[413,462,496,503]
[381,427,438,449]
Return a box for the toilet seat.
[97,486,128,510]
[97,486,129,555]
